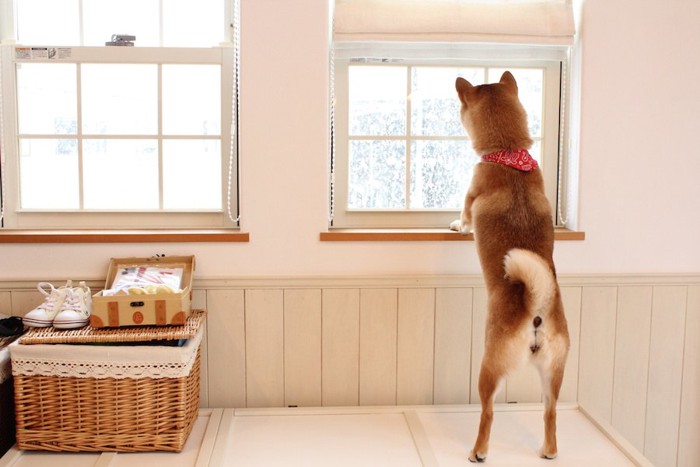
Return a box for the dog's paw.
[538,446,558,460]
[449,219,472,234]
[468,450,487,463]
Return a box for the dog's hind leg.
[535,355,566,459]
[469,361,504,463]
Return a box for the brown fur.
[452,72,570,462]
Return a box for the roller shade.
[334,0,575,45]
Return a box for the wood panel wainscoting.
[1,273,698,467]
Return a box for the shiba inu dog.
[450,71,570,462]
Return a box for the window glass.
[82,139,159,209]
[81,64,158,135]
[349,66,406,137]
[82,0,160,46]
[348,140,406,209]
[17,63,77,135]
[16,0,80,45]
[163,65,221,135]
[19,139,79,209]
[410,140,474,209]
[162,0,224,47]
[163,140,222,209]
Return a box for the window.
[0,0,240,230]
[329,0,575,229]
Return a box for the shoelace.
[36,282,64,311]
[61,289,87,314]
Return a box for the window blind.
[333,0,575,45]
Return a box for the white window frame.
[0,0,240,231]
[330,42,568,229]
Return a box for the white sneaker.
[23,281,71,328]
[53,281,92,329]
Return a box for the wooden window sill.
[0,229,250,244]
[320,228,585,242]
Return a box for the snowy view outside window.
[346,65,544,211]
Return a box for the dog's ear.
[455,77,474,105]
[499,71,518,95]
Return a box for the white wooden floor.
[0,405,652,467]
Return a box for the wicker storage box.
[91,255,195,328]
[9,313,204,452]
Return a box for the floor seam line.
[403,409,440,467]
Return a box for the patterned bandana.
[481,149,539,172]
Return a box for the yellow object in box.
[91,256,195,327]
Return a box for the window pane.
[411,67,482,137]
[16,63,77,135]
[410,140,475,209]
[163,65,221,135]
[19,139,80,209]
[16,0,80,45]
[163,140,221,209]
[81,64,157,135]
[19,139,79,209]
[489,68,544,138]
[349,66,406,136]
[163,0,224,47]
[83,139,158,209]
[531,139,542,165]
[348,140,405,209]
[82,0,159,46]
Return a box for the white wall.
[0,0,699,280]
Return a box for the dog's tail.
[503,248,556,320]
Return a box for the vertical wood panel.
[322,289,360,406]
[284,289,322,407]
[191,289,209,408]
[10,290,43,316]
[506,364,541,403]
[559,286,582,402]
[678,285,700,467]
[578,286,618,423]
[397,288,435,405]
[470,288,505,404]
[359,288,397,406]
[245,289,284,408]
[206,289,246,408]
[434,288,472,405]
[0,292,12,316]
[611,286,652,452]
[644,286,687,467]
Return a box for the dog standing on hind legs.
[450,71,570,462]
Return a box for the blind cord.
[328,27,336,227]
[556,59,569,227]
[226,0,241,225]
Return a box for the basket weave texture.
[14,351,200,452]
[12,317,203,452]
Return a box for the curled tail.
[503,248,556,320]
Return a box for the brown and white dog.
[450,71,570,462]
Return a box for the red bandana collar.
[481,149,539,172]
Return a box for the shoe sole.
[22,318,54,328]
[53,319,89,329]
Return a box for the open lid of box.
[103,255,195,294]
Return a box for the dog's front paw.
[468,450,487,463]
[449,219,472,234]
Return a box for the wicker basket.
[10,313,204,452]
[13,352,200,452]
